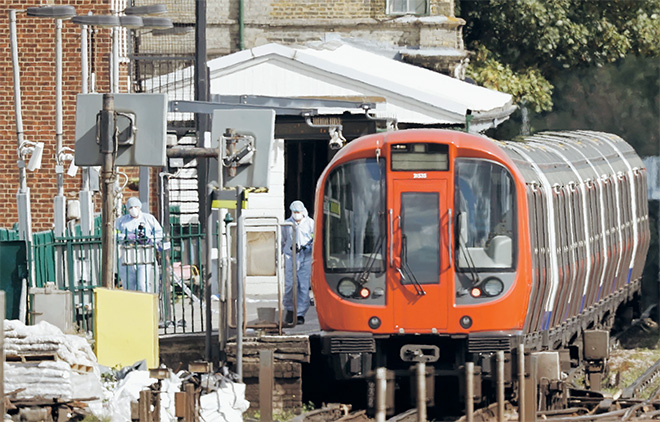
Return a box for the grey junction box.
[29,285,73,333]
[74,93,167,167]
[211,109,276,189]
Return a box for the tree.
[458,0,660,113]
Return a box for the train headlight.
[359,287,371,298]
[482,277,505,297]
[337,278,358,298]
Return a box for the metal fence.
[1,220,208,336]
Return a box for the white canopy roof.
[205,41,515,131]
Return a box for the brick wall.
[137,0,463,67]
[0,1,149,233]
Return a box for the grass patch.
[605,337,660,399]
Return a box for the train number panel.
[389,176,450,331]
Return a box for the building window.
[387,0,428,15]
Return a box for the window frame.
[386,0,429,16]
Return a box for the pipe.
[465,362,474,422]
[238,0,244,50]
[111,0,119,93]
[205,185,213,361]
[54,18,66,237]
[9,9,33,244]
[518,344,526,419]
[416,362,426,422]
[236,187,245,381]
[100,94,116,289]
[497,351,505,421]
[375,367,387,422]
[81,25,88,94]
[10,10,26,193]
[79,24,94,236]
[112,26,119,93]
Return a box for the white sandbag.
[199,380,250,422]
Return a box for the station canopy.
[150,40,516,132]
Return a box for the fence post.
[259,349,274,421]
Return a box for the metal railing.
[1,219,208,335]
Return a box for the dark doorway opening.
[284,139,330,219]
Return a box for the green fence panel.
[0,240,27,319]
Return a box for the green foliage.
[458,0,660,112]
[467,45,554,112]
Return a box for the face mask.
[128,207,141,218]
[292,212,303,222]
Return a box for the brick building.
[0,2,114,232]
[134,0,467,91]
[0,0,467,233]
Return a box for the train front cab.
[310,130,531,412]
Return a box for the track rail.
[621,357,660,399]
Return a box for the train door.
[389,178,451,331]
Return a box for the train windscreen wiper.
[456,211,480,285]
[359,234,385,284]
[400,235,426,296]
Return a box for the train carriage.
[308,129,649,414]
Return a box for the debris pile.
[4,320,103,401]
[2,320,250,421]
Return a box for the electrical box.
[74,93,167,167]
[29,285,73,333]
[210,109,276,189]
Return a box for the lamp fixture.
[26,6,76,19]
[18,141,44,172]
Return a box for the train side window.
[454,159,516,270]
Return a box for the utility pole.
[100,94,116,289]
[195,0,215,362]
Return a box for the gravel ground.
[606,319,660,398]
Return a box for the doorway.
[284,139,332,219]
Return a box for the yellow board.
[94,288,159,368]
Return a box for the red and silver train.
[308,129,649,413]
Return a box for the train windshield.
[323,158,386,272]
[455,159,516,269]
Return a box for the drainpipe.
[238,0,244,50]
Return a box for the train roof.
[327,129,644,189]
[499,131,645,188]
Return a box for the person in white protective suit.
[115,197,164,292]
[281,200,314,325]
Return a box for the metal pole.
[9,9,32,243]
[375,367,387,422]
[54,18,66,238]
[518,344,526,420]
[217,146,227,362]
[160,173,172,325]
[100,94,116,289]
[465,362,474,422]
[497,351,505,421]
[194,0,209,219]
[111,25,119,93]
[79,24,94,236]
[205,188,213,361]
[235,186,245,382]
[416,362,427,422]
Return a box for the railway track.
[294,355,660,421]
[537,356,660,421]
